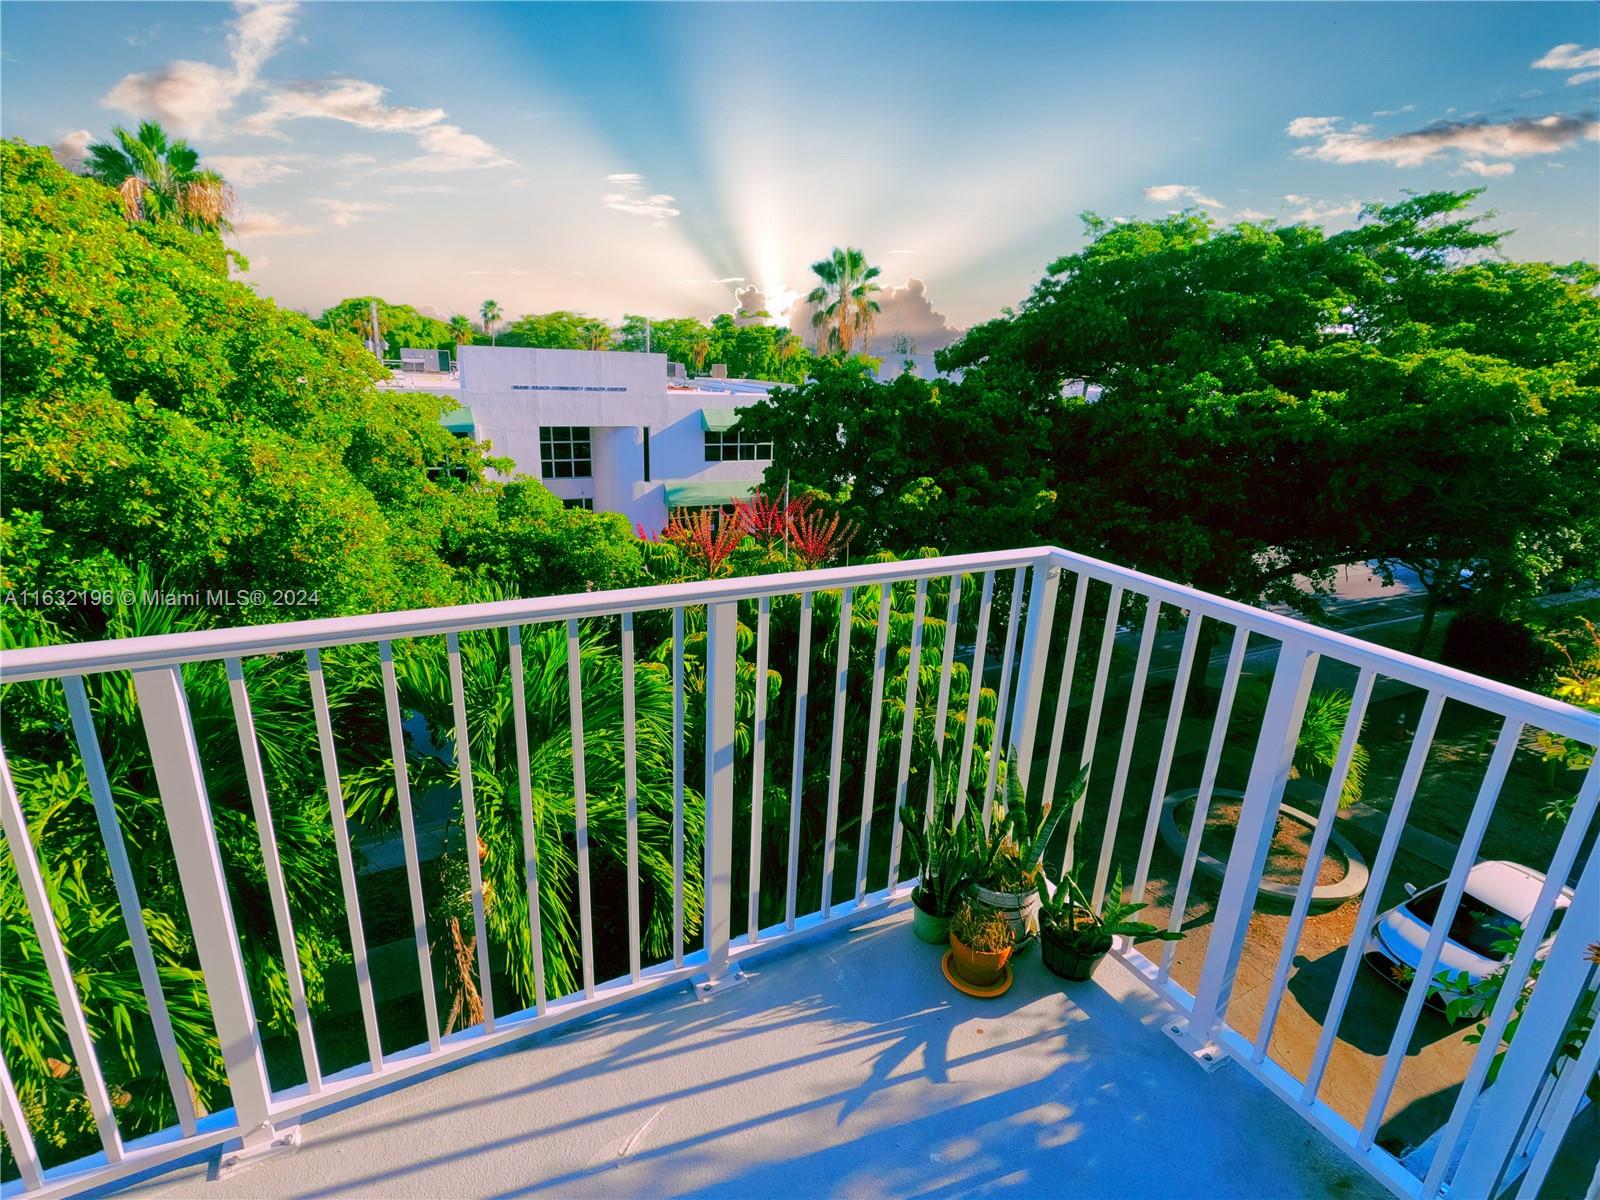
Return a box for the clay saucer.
[940,949,1014,998]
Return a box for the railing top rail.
[0,548,1048,683]
[1046,547,1600,744]
[3,543,1594,743]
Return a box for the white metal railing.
[0,546,1595,1200]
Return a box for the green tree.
[737,357,1058,556]
[82,121,233,233]
[317,296,455,360]
[806,247,883,355]
[448,314,474,347]
[497,311,614,351]
[618,314,705,364]
[1,139,644,628]
[756,195,1599,622]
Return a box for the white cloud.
[204,153,301,184]
[310,197,394,227]
[1457,158,1515,177]
[1372,104,1415,117]
[395,123,513,171]
[1293,113,1599,167]
[50,129,93,171]
[231,207,314,237]
[229,0,296,83]
[1532,44,1600,70]
[382,183,458,195]
[239,77,444,135]
[603,173,680,223]
[1286,116,1341,138]
[1234,208,1270,221]
[1570,69,1600,86]
[1142,183,1223,209]
[1282,195,1362,223]
[240,79,511,171]
[101,0,296,136]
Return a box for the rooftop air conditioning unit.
[400,348,448,373]
[666,361,687,380]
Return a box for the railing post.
[696,600,745,996]
[133,666,294,1163]
[1169,639,1319,1064]
[1009,558,1060,799]
[1446,843,1599,1199]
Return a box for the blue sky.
[3,2,1597,341]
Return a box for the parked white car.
[1362,860,1573,1017]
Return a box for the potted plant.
[947,899,1016,987]
[1036,863,1182,981]
[898,751,984,943]
[970,750,1086,945]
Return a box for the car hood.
[1375,909,1499,981]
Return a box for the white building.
[439,346,779,534]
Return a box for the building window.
[540,426,592,478]
[562,497,594,511]
[704,427,773,463]
[642,426,651,482]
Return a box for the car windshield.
[1404,888,1520,959]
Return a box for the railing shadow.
[183,912,1380,1200]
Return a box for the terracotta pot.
[911,888,953,944]
[1041,923,1113,981]
[949,930,1013,987]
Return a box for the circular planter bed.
[1158,787,1368,912]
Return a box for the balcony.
[2,548,1597,1200]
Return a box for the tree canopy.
[742,194,1600,621]
[1,139,643,638]
[315,295,457,360]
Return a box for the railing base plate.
[209,1125,302,1180]
[691,966,748,1000]
[1165,1018,1229,1072]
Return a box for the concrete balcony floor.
[114,911,1386,1200]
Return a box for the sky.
[3,1,1597,344]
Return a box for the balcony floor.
[113,911,1386,1200]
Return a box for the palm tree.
[83,121,234,233]
[480,300,503,346]
[448,314,474,346]
[690,337,711,374]
[805,247,882,355]
[774,330,803,363]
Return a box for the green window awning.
[699,408,740,432]
[440,406,475,435]
[663,479,761,508]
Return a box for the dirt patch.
[1173,799,1349,888]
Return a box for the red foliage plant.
[654,506,745,577]
[734,490,812,545]
[788,508,857,568]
